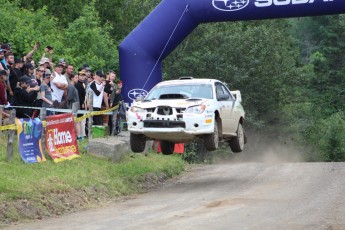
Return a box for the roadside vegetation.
[0,133,185,226]
[2,1,345,161]
[1,1,345,224]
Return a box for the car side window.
[215,82,233,101]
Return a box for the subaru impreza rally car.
[127,77,246,155]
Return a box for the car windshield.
[145,84,213,100]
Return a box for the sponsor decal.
[46,113,79,163]
[205,119,213,124]
[135,112,142,120]
[213,0,250,11]
[255,0,330,7]
[128,88,148,101]
[213,0,333,12]
[16,118,46,164]
[205,114,213,118]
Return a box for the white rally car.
[127,77,246,155]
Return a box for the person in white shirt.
[51,63,68,105]
[89,70,106,125]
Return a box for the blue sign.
[119,0,345,103]
[16,118,46,163]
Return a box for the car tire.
[229,123,245,153]
[130,133,146,153]
[203,119,219,151]
[160,141,174,155]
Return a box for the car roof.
[156,78,219,87]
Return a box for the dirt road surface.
[5,159,345,230]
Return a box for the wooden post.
[40,107,47,153]
[7,110,16,162]
[88,92,93,141]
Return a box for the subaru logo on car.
[213,0,249,12]
[128,88,148,101]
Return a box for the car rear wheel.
[130,133,146,153]
[229,123,245,153]
[160,141,174,155]
[203,119,219,151]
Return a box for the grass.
[0,132,186,224]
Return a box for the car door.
[215,82,236,134]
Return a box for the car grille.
[157,106,173,115]
[143,120,186,128]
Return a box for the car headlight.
[185,105,206,114]
[130,106,145,113]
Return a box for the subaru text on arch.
[127,77,247,155]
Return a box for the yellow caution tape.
[74,104,120,122]
[0,103,121,130]
[0,124,16,131]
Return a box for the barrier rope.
[0,103,121,131]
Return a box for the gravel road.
[6,160,345,230]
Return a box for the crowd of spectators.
[0,42,123,138]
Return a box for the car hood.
[134,98,208,109]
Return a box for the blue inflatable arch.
[119,0,345,102]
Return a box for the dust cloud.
[214,131,308,163]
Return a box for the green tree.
[63,1,118,71]
[0,0,62,59]
[95,0,160,41]
[164,20,299,128]
[19,0,87,28]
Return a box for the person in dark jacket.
[13,76,39,118]
[75,69,87,139]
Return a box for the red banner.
[45,113,80,163]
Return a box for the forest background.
[1,0,345,162]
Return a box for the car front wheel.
[130,133,146,153]
[229,123,245,153]
[203,119,219,151]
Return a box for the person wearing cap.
[44,69,52,79]
[23,63,35,78]
[1,44,12,53]
[13,76,39,118]
[75,69,87,139]
[40,70,54,116]
[22,62,40,90]
[58,59,67,71]
[8,58,24,103]
[89,70,106,125]
[84,66,92,86]
[51,62,68,105]
[32,66,45,109]
[38,57,50,69]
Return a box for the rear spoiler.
[231,90,242,103]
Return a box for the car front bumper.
[127,112,215,142]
